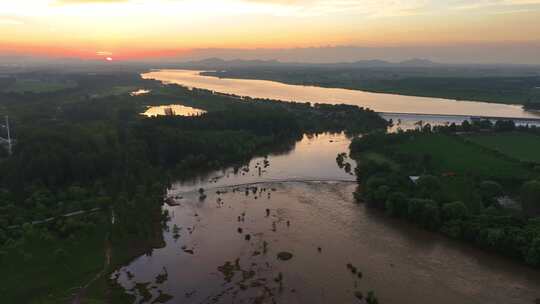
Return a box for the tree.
[442,201,469,221]
[526,237,540,266]
[416,175,442,200]
[54,248,68,263]
[441,220,463,239]
[473,119,493,130]
[385,192,408,217]
[461,120,472,132]
[521,180,540,217]
[494,120,516,132]
[407,198,441,230]
[372,185,391,208]
[465,190,484,215]
[479,180,503,206]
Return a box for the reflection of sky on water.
[143,70,540,119]
[170,132,356,194]
[142,104,206,117]
[382,113,540,133]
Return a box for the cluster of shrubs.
[0,213,103,265]
[351,119,540,266]
[0,186,112,229]
[359,169,540,266]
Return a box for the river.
[142,69,540,119]
[113,133,540,304]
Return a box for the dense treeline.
[0,72,385,237]
[0,71,386,302]
[351,120,540,266]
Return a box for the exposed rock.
[277,251,293,261]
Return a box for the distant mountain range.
[178,57,441,69]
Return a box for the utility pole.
[5,116,11,156]
[0,115,12,156]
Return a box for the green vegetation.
[397,133,532,179]
[362,152,399,171]
[0,71,386,303]
[521,181,540,217]
[204,67,540,106]
[2,78,76,93]
[351,121,540,266]
[465,132,540,163]
[0,214,108,304]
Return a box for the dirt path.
[8,208,101,230]
[71,239,111,304]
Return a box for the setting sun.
[0,0,539,63]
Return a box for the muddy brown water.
[113,133,540,304]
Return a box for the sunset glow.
[1,0,540,61]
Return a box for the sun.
[106,57,113,61]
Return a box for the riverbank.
[350,122,540,268]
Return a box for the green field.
[99,86,138,96]
[0,216,108,304]
[465,132,540,163]
[363,152,399,170]
[3,79,77,93]
[397,134,532,179]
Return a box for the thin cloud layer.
[0,0,539,63]
[5,0,540,17]
[55,0,129,3]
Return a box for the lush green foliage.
[396,134,532,179]
[0,214,108,303]
[521,181,540,217]
[0,71,387,303]
[465,132,540,163]
[351,125,540,266]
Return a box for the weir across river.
[380,112,540,125]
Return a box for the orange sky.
[1,0,540,61]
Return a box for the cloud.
[96,51,113,56]
[239,0,432,17]
[452,0,540,10]
[55,0,129,3]
[6,0,540,20]
[39,0,540,18]
[0,18,24,25]
[52,0,432,17]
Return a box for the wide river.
[114,133,540,304]
[142,69,540,119]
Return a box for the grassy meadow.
[0,216,108,304]
[396,134,532,179]
[465,132,540,163]
[3,79,77,93]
